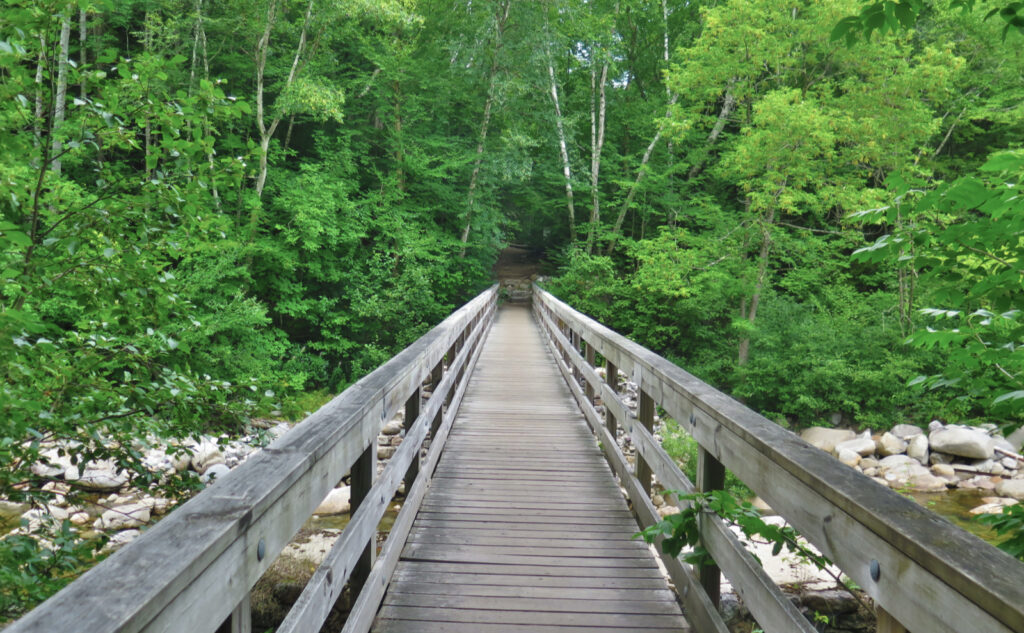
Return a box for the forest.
[1,0,1022,620]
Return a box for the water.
[908,489,1009,546]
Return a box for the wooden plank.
[383,592,682,615]
[387,581,675,601]
[374,620,688,633]
[375,605,687,628]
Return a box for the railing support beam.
[698,447,726,608]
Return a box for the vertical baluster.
[604,359,618,438]
[584,342,596,402]
[697,444,726,608]
[637,390,655,496]
[876,607,908,633]
[404,386,421,487]
[350,437,377,591]
[430,360,444,437]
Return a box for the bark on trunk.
[51,15,72,175]
[546,43,576,243]
[604,93,679,255]
[585,60,609,254]
[688,82,736,180]
[459,0,511,256]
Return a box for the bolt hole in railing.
[8,286,498,633]
[533,284,1024,633]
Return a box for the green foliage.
[636,489,832,574]
[977,504,1024,560]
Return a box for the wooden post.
[697,446,726,608]
[605,359,618,438]
[637,390,655,496]
[217,593,251,633]
[876,607,909,633]
[584,342,596,402]
[350,439,377,592]
[570,330,582,382]
[430,360,444,437]
[404,386,421,487]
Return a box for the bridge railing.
[10,284,498,633]
[534,285,1024,633]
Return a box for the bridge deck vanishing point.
[371,305,690,633]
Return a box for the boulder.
[836,435,876,457]
[837,448,861,467]
[73,461,128,491]
[877,432,908,457]
[315,486,352,515]
[800,428,855,453]
[891,424,924,440]
[907,473,949,492]
[200,463,231,483]
[995,478,1024,500]
[103,529,141,552]
[929,427,994,460]
[101,503,150,530]
[1007,426,1024,452]
[907,434,929,464]
[191,439,225,475]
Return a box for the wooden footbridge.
[12,286,1024,633]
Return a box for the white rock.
[907,434,929,464]
[101,503,150,530]
[877,432,908,457]
[906,473,949,492]
[1006,426,1024,452]
[995,478,1024,500]
[836,435,876,457]
[315,486,352,515]
[800,428,855,453]
[200,463,231,483]
[191,439,225,475]
[891,424,924,440]
[657,505,681,518]
[929,427,994,460]
[103,529,141,551]
[75,461,128,491]
[837,448,861,467]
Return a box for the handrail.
[534,284,1024,633]
[10,284,499,633]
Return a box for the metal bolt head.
[870,559,880,582]
[257,538,266,562]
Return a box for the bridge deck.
[370,305,689,633]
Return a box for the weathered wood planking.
[8,286,497,633]
[369,305,690,633]
[535,285,1024,633]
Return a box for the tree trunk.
[546,41,576,243]
[459,0,511,256]
[585,60,608,254]
[738,205,776,366]
[688,82,736,180]
[51,15,72,175]
[79,9,87,100]
[604,93,679,255]
[34,33,45,145]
